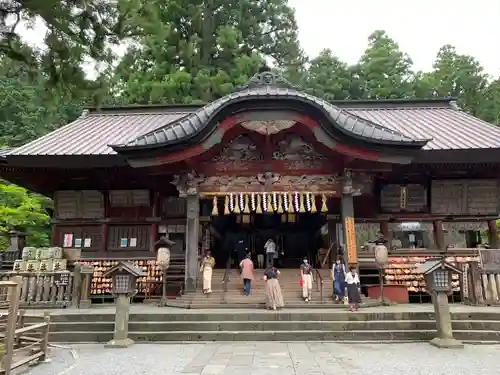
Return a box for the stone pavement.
[19,342,500,375]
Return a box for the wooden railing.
[463,262,500,306]
[0,281,50,375]
[313,268,324,303]
[2,272,73,308]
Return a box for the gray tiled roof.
[114,72,427,150]
[5,98,500,157]
[8,109,191,156]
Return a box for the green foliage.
[112,0,304,104]
[0,182,52,249]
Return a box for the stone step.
[47,320,500,333]
[33,310,500,323]
[47,329,500,343]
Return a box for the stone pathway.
[18,342,500,375]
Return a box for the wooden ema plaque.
[344,217,357,264]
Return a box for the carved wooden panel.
[162,197,186,218]
[431,180,498,215]
[466,180,498,215]
[109,190,150,207]
[107,225,151,251]
[431,181,466,215]
[56,225,101,251]
[55,190,104,219]
[55,191,79,219]
[380,184,427,213]
[81,190,104,218]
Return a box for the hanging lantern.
[311,194,318,213]
[211,196,218,216]
[321,194,328,213]
[374,244,389,268]
[224,195,230,215]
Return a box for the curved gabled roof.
[111,70,430,152]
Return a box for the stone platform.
[15,304,500,344]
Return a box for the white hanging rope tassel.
[250,193,256,211]
[262,193,267,212]
[239,193,244,211]
[306,192,312,212]
[294,192,300,212]
[229,193,234,212]
[283,193,289,212]
[273,192,278,211]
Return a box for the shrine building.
[2,69,500,302]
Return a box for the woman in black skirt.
[345,266,361,311]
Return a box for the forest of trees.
[0,0,499,247]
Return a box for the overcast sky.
[19,0,500,78]
[289,0,500,77]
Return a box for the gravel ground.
[17,342,500,375]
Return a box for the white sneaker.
[305,298,309,302]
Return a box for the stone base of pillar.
[429,337,464,349]
[105,337,135,348]
[185,278,196,292]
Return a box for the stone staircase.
[168,268,376,309]
[40,308,500,343]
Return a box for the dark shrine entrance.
[210,212,327,269]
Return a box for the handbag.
[300,279,303,287]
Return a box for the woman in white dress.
[200,250,215,293]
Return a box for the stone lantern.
[103,261,145,348]
[374,242,389,304]
[155,236,175,306]
[416,259,464,349]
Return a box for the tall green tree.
[0,55,86,147]
[427,45,488,115]
[0,0,135,89]
[113,0,305,104]
[477,79,500,125]
[0,182,52,249]
[357,30,415,99]
[300,49,352,101]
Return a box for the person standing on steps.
[345,265,361,311]
[332,258,346,302]
[200,250,215,294]
[240,253,254,296]
[264,238,276,268]
[257,248,265,269]
[263,266,284,310]
[300,257,314,302]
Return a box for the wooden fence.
[0,272,73,308]
[463,262,500,305]
[0,281,50,375]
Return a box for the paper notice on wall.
[84,238,92,248]
[74,238,82,248]
[129,238,137,247]
[63,233,73,248]
[120,238,128,248]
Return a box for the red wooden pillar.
[150,191,160,251]
[433,220,445,250]
[100,191,110,255]
[487,219,499,249]
[51,224,58,246]
[379,220,392,248]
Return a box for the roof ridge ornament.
[236,64,296,91]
